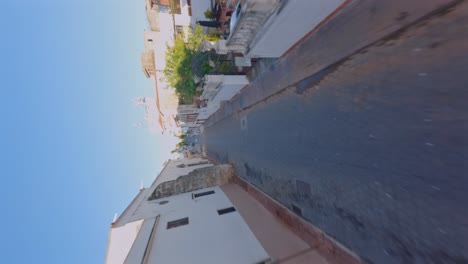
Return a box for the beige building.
[141,51,156,78]
[140,0,211,133]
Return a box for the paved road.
[202,3,468,264]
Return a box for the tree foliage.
[163,26,205,100]
[204,9,214,20]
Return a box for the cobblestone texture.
[202,2,468,263]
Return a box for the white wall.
[247,0,346,58]
[146,187,270,264]
[198,75,248,120]
[189,0,212,28]
[108,185,270,264]
[105,220,144,264]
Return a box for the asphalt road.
[202,3,468,264]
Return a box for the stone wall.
[148,164,234,200]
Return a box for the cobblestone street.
[202,2,468,263]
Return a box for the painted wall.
[108,185,270,264]
[146,187,270,264]
[105,220,144,264]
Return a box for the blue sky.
[0,1,174,263]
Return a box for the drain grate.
[240,116,248,130]
[291,204,303,217]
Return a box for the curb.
[232,175,362,264]
[202,0,461,129]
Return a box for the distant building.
[134,97,164,134]
[141,51,156,78]
[197,74,249,121]
[141,31,158,78]
[177,104,199,125]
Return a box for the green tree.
[163,26,205,99]
[204,9,214,20]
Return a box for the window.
[193,190,215,198]
[167,217,189,229]
[148,39,153,42]
[217,207,236,215]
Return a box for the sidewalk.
[204,0,460,128]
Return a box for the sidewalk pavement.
[201,1,468,263]
[203,0,460,128]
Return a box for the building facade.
[105,159,271,264]
[105,158,345,263]
[197,74,248,121]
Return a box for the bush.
[205,32,220,42]
[163,26,205,99]
[204,9,214,20]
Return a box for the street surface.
[202,2,468,264]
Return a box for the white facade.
[197,75,249,120]
[105,158,270,264]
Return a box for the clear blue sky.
[0,1,174,263]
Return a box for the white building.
[108,186,272,264]
[105,158,341,264]
[105,158,270,264]
[197,74,249,121]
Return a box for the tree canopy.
[163,26,206,101]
